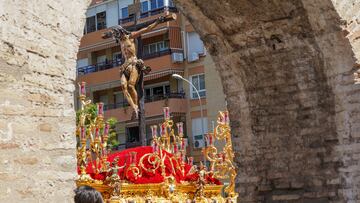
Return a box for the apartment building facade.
[76,0,226,162]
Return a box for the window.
[127,126,140,143]
[190,74,206,99]
[153,86,164,96]
[114,92,128,107]
[96,12,106,30]
[150,0,157,10]
[96,55,107,63]
[112,52,122,65]
[141,1,149,12]
[143,41,169,56]
[144,83,170,102]
[187,32,205,61]
[114,92,123,103]
[191,117,208,141]
[96,55,107,70]
[99,94,109,106]
[121,7,129,18]
[157,0,164,8]
[76,58,88,69]
[86,16,96,33]
[150,0,164,10]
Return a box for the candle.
[161,123,166,135]
[152,141,157,152]
[95,127,99,139]
[176,122,183,135]
[104,123,110,135]
[102,147,107,157]
[163,107,170,120]
[78,82,86,96]
[224,111,229,124]
[181,138,185,150]
[212,121,215,132]
[151,125,158,137]
[80,126,86,140]
[208,133,213,146]
[187,157,194,166]
[97,102,104,117]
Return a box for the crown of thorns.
[102,25,130,40]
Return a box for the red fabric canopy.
[81,146,220,185]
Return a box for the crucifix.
[102,1,176,146]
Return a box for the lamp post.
[172,74,206,162]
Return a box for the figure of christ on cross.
[102,13,176,118]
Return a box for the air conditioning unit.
[171,52,184,63]
[193,139,205,149]
[188,52,199,62]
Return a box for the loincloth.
[119,57,137,79]
[120,58,151,79]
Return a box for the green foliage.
[76,103,97,125]
[76,104,119,148]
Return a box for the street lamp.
[172,74,206,161]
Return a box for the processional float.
[75,82,238,202]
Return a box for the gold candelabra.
[76,82,110,182]
[202,111,237,198]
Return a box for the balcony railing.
[104,101,130,111]
[144,92,185,103]
[139,6,178,19]
[118,6,178,25]
[142,49,171,60]
[77,59,123,76]
[103,92,185,111]
[119,15,135,24]
[77,48,175,76]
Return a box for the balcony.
[118,6,178,25]
[139,7,178,19]
[104,92,185,111]
[104,95,187,122]
[119,15,135,25]
[77,59,123,76]
[77,49,184,86]
[142,49,171,60]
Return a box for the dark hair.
[74,186,103,203]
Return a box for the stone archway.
[174,0,360,202]
[0,0,359,202]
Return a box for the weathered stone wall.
[174,0,360,202]
[0,0,89,202]
[0,0,359,202]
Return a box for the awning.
[79,28,168,53]
[87,69,184,92]
[141,27,168,39]
[144,69,184,81]
[79,39,118,53]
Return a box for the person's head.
[102,26,130,42]
[74,185,103,203]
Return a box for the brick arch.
[174,0,360,202]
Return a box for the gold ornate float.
[75,82,238,202]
